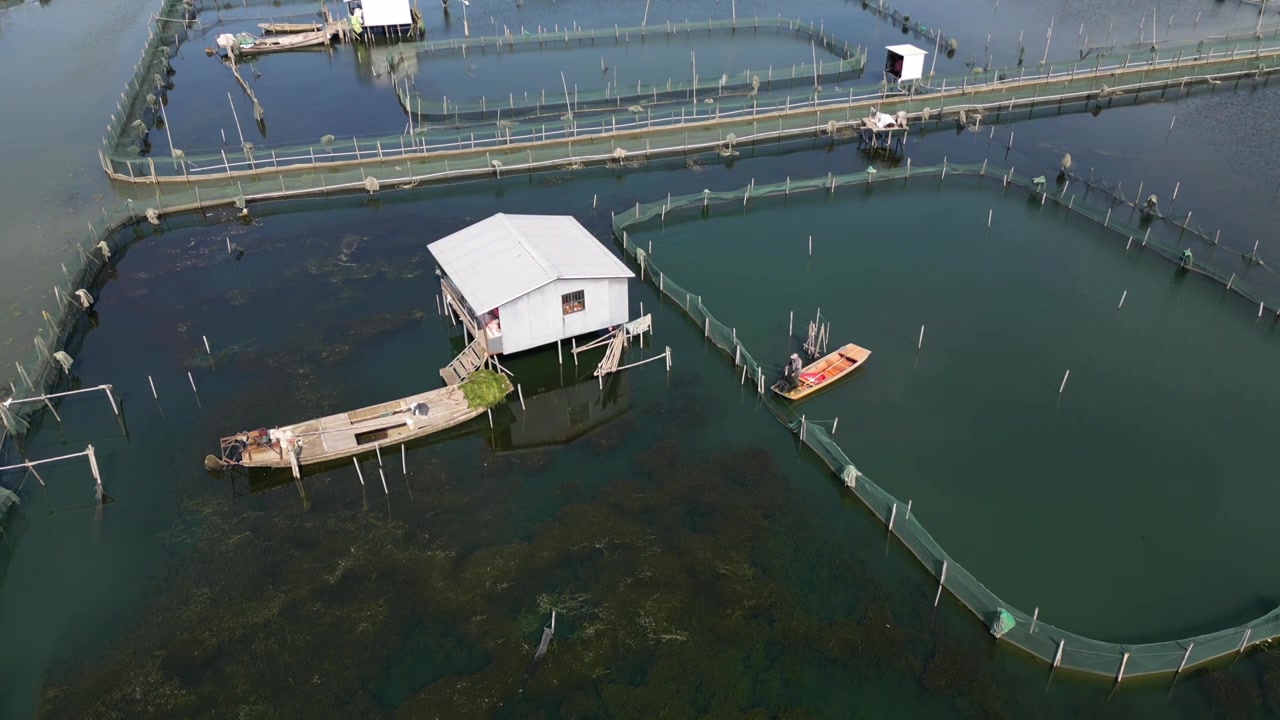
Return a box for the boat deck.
[772,343,870,401]
[230,381,497,469]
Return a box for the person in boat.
[782,353,803,391]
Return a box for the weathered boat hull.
[211,376,510,472]
[258,22,323,33]
[771,343,871,401]
[236,29,334,55]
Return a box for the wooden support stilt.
[43,397,62,427]
[934,560,948,607]
[104,385,122,422]
[87,444,103,499]
[1177,642,1194,675]
[1116,652,1130,683]
[401,444,407,475]
[353,457,365,486]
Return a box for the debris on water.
[521,610,556,687]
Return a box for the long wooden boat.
[771,343,871,401]
[205,376,511,475]
[236,28,333,55]
[258,21,323,33]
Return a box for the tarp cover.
[991,608,1016,638]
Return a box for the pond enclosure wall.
[7,0,1280,684]
[99,1,1280,199]
[611,162,1280,680]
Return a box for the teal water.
[0,175,1272,719]
[6,0,1280,717]
[630,180,1280,641]
[157,21,847,154]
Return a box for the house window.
[562,290,585,315]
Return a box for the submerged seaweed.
[37,391,1039,720]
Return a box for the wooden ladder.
[440,337,489,386]
[594,328,626,377]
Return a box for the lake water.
[629,180,1280,641]
[5,0,1280,717]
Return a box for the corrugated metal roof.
[428,214,634,312]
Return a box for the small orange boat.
[771,343,871,401]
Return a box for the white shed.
[884,44,928,82]
[344,0,415,32]
[429,214,635,356]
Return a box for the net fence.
[394,17,866,123]
[101,11,1280,188]
[610,163,1280,679]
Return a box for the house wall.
[902,54,925,81]
[358,0,413,27]
[497,277,630,355]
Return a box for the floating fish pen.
[607,162,1280,679]
[393,17,866,123]
[101,20,1280,190]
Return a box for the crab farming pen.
[609,161,1280,681]
[101,11,1280,191]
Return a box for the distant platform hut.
[429,214,635,357]
[884,43,928,87]
[342,0,423,39]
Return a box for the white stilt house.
[342,0,420,36]
[430,214,634,360]
[884,44,928,85]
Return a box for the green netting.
[0,486,17,523]
[393,17,866,123]
[100,17,1280,186]
[611,163,1280,679]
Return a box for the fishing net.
[99,6,1280,195]
[395,17,865,123]
[0,486,16,524]
[610,164,1280,680]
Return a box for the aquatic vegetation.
[1195,668,1261,719]
[36,418,914,718]
[461,369,509,410]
